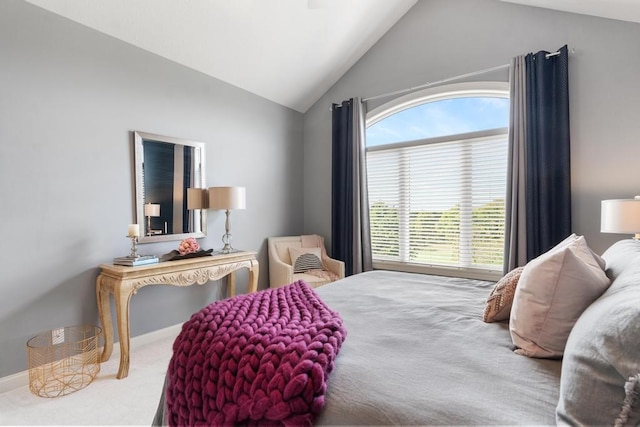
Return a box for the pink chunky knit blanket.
[166,281,346,426]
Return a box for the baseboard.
[0,371,28,395]
[125,323,182,349]
[0,323,182,394]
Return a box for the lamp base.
[220,232,233,254]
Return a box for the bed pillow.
[601,238,640,284]
[483,267,524,322]
[555,232,606,270]
[289,247,324,273]
[509,235,610,358]
[556,282,640,425]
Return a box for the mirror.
[133,131,207,243]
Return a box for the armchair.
[268,235,345,288]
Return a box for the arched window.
[365,82,509,280]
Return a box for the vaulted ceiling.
[24,0,640,113]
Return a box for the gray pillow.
[556,273,640,425]
[602,238,640,283]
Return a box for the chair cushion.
[289,247,324,273]
[293,273,333,288]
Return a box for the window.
[366,82,509,280]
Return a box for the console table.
[96,251,259,379]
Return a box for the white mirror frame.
[133,131,207,243]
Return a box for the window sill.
[372,260,502,281]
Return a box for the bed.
[153,238,640,426]
[312,270,561,425]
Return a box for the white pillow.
[509,235,610,358]
[288,247,324,273]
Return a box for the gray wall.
[3,0,640,380]
[0,1,303,377]
[303,0,640,258]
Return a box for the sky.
[366,97,509,147]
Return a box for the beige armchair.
[268,235,345,288]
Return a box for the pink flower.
[178,237,200,255]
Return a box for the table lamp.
[208,186,246,253]
[187,188,208,210]
[144,203,160,236]
[601,196,640,240]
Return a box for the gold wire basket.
[26,325,102,398]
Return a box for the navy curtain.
[525,45,571,259]
[332,100,354,274]
[331,98,372,276]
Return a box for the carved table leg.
[248,260,259,293]
[96,275,114,362]
[227,271,236,298]
[114,283,133,379]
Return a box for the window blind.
[367,132,508,273]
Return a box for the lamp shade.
[187,188,208,210]
[601,198,640,234]
[209,186,246,210]
[144,203,160,217]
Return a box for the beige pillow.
[288,247,324,273]
[485,235,590,325]
[509,235,610,358]
[483,267,524,323]
[554,233,606,270]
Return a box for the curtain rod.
[545,47,574,58]
[335,47,571,108]
[362,63,510,103]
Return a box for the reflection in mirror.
[134,131,207,243]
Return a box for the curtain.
[505,45,571,271]
[525,45,571,259]
[504,55,528,272]
[331,97,373,276]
